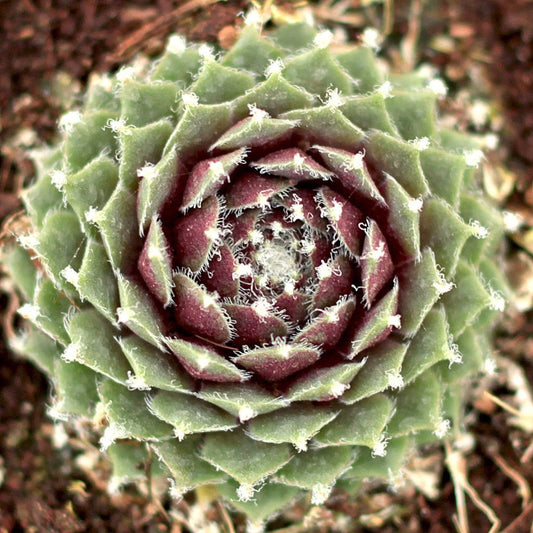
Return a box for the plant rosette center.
[137,128,404,386]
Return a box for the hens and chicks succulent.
[1,19,508,528]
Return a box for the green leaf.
[35,210,84,288]
[441,261,492,336]
[118,335,193,392]
[84,74,120,112]
[95,186,141,273]
[420,197,473,277]
[348,281,399,357]
[64,110,118,171]
[366,130,429,197]
[165,337,248,383]
[99,379,174,447]
[285,362,365,402]
[1,244,37,301]
[120,79,178,127]
[149,391,237,438]
[283,48,353,98]
[270,22,316,51]
[347,437,410,479]
[336,46,384,93]
[232,73,315,117]
[10,324,60,375]
[65,309,131,384]
[281,106,364,151]
[247,404,340,451]
[64,156,118,237]
[401,306,454,384]
[341,340,407,404]
[198,382,289,421]
[107,442,153,489]
[341,93,396,135]
[152,437,227,495]
[222,25,284,74]
[460,194,504,265]
[211,116,299,152]
[191,60,255,104]
[52,359,98,417]
[164,103,232,157]
[22,174,63,229]
[388,370,442,436]
[420,148,466,207]
[20,278,71,346]
[117,119,173,191]
[75,237,119,324]
[201,430,291,487]
[137,148,179,234]
[380,174,421,260]
[397,248,443,338]
[117,275,166,350]
[315,394,394,448]
[275,446,353,495]
[151,43,202,85]
[385,90,437,140]
[217,480,300,524]
[437,327,484,383]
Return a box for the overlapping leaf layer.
[2,23,508,525]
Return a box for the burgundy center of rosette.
[136,127,405,386]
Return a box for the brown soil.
[1,1,532,532]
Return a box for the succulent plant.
[1,18,509,528]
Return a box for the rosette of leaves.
[1,21,509,527]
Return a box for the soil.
[1,1,532,532]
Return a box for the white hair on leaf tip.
[487,285,505,312]
[464,149,484,168]
[60,343,78,363]
[248,103,270,122]
[409,137,431,151]
[433,418,451,439]
[243,8,263,28]
[433,269,455,295]
[18,233,40,250]
[325,87,344,108]
[343,150,366,172]
[316,260,334,280]
[50,169,68,191]
[237,483,257,502]
[126,371,151,391]
[198,43,215,60]
[116,66,136,83]
[167,34,187,55]
[18,303,42,322]
[386,370,404,390]
[407,196,424,213]
[372,434,391,457]
[502,210,523,232]
[265,58,284,77]
[85,206,100,224]
[181,91,199,107]
[59,111,82,133]
[60,266,79,287]
[238,406,257,422]
[311,483,332,505]
[469,219,489,239]
[448,339,463,367]
[361,27,383,51]
[427,78,448,97]
[314,30,333,49]
[376,80,393,98]
[137,163,158,180]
